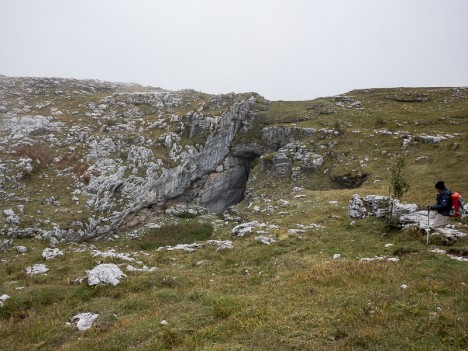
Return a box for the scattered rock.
[126,264,157,272]
[26,264,49,276]
[68,312,99,331]
[231,221,266,237]
[158,243,204,252]
[3,209,20,225]
[255,236,277,245]
[416,134,453,144]
[0,240,13,251]
[16,246,28,253]
[43,196,61,207]
[429,249,468,262]
[333,254,341,260]
[207,240,233,250]
[42,248,64,260]
[360,256,399,262]
[91,249,135,262]
[399,211,467,238]
[360,256,385,262]
[288,229,305,235]
[0,294,10,307]
[87,263,126,286]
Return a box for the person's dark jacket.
[430,189,451,216]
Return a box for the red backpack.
[449,192,464,217]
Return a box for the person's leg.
[431,213,456,245]
[431,213,449,229]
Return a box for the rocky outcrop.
[261,126,316,149]
[260,140,324,180]
[348,194,418,219]
[348,194,467,239]
[0,76,267,240]
[110,98,257,233]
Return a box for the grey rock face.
[87,138,116,160]
[348,194,367,219]
[259,140,324,180]
[110,98,257,231]
[194,156,252,213]
[165,204,208,217]
[348,194,418,220]
[272,152,292,177]
[262,126,316,149]
[0,115,63,140]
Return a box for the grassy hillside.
[263,88,467,201]
[0,80,467,350]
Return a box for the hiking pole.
[426,208,430,245]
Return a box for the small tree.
[388,155,410,223]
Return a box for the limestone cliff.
[0,76,272,240]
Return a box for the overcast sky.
[1,0,467,101]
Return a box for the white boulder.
[207,240,233,250]
[231,221,266,237]
[26,264,49,276]
[87,263,126,286]
[68,312,99,331]
[42,248,64,260]
[255,236,277,245]
[0,294,10,307]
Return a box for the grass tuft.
[137,222,213,250]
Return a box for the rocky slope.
[1,76,467,242]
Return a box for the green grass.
[136,222,214,250]
[0,221,467,350]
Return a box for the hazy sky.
[1,0,467,100]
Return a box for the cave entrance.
[195,153,260,214]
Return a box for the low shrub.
[14,144,53,166]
